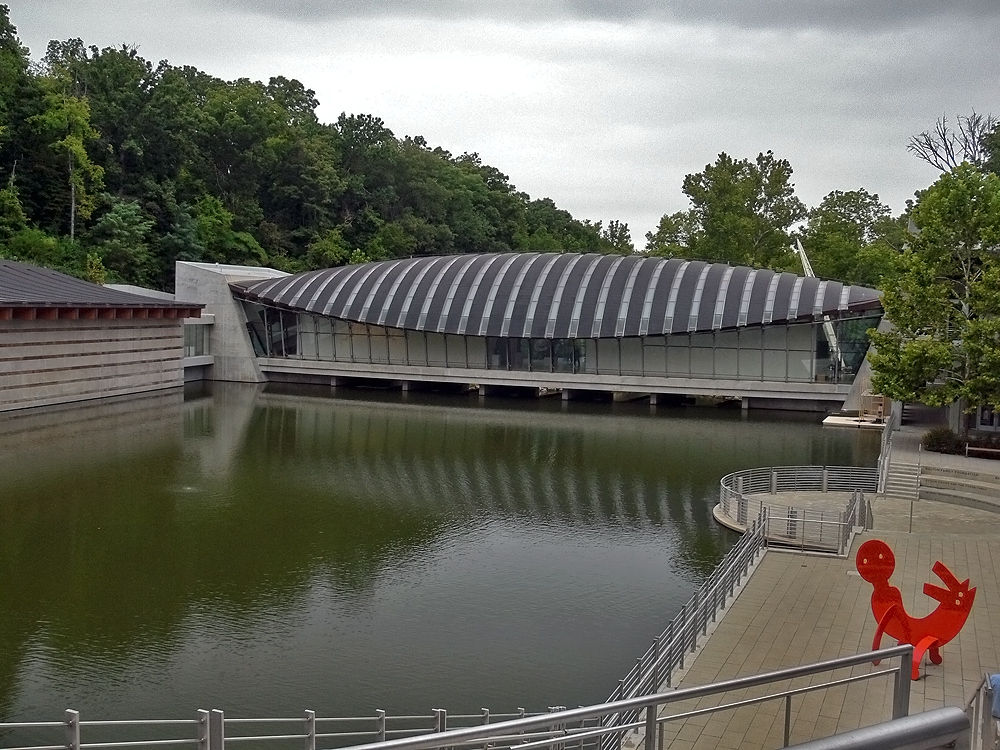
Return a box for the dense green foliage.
[644,151,806,272]
[794,188,907,287]
[0,7,632,289]
[869,164,1000,411]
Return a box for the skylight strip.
[543,253,586,339]
[520,254,563,338]
[613,258,645,338]
[589,255,627,338]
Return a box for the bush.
[923,427,964,454]
[969,433,1000,451]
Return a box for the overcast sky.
[9,1,999,245]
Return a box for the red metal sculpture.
[856,539,975,680]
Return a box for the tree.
[0,184,27,240]
[85,197,155,284]
[868,164,1000,413]
[30,40,106,240]
[517,198,607,253]
[0,5,623,281]
[193,193,266,265]
[0,6,56,233]
[796,188,905,286]
[908,112,998,173]
[601,219,634,255]
[644,210,698,258]
[305,228,350,268]
[0,4,31,139]
[647,151,806,270]
[28,89,104,239]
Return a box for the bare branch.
[907,111,998,171]
[956,112,998,166]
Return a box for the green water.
[0,383,879,722]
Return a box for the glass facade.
[183,323,211,358]
[241,300,880,385]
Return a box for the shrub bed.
[923,427,1000,458]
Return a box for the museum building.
[219,252,883,409]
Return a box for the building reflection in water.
[0,384,879,722]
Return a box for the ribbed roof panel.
[232,253,882,338]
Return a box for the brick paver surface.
[650,437,1000,750]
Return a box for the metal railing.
[720,466,878,502]
[0,708,545,750]
[877,406,900,495]
[965,673,998,750]
[717,466,877,554]
[783,706,968,750]
[761,489,869,556]
[331,646,915,750]
[0,646,926,750]
[600,512,767,734]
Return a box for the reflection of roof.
[233,253,881,338]
[0,259,202,318]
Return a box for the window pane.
[530,339,551,372]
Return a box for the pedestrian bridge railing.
[600,513,766,742]
[0,647,924,750]
[965,672,998,750]
[0,708,547,750]
[717,465,877,555]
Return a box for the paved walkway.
[656,419,1000,749]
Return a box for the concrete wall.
[175,262,287,383]
[0,318,185,412]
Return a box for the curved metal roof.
[232,253,881,338]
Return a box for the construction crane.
[795,239,845,375]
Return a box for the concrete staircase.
[918,465,1000,513]
[883,461,920,500]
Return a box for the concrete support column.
[613,391,649,403]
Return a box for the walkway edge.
[620,546,770,750]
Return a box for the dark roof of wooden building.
[0,259,201,320]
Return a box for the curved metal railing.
[717,466,877,554]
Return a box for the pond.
[0,384,879,721]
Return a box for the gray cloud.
[199,0,1000,31]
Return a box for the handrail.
[719,465,878,500]
[717,466,874,555]
[877,406,899,495]
[966,674,989,710]
[964,671,998,750]
[341,645,914,750]
[0,648,913,750]
[602,511,768,719]
[783,707,968,750]
[0,708,539,750]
